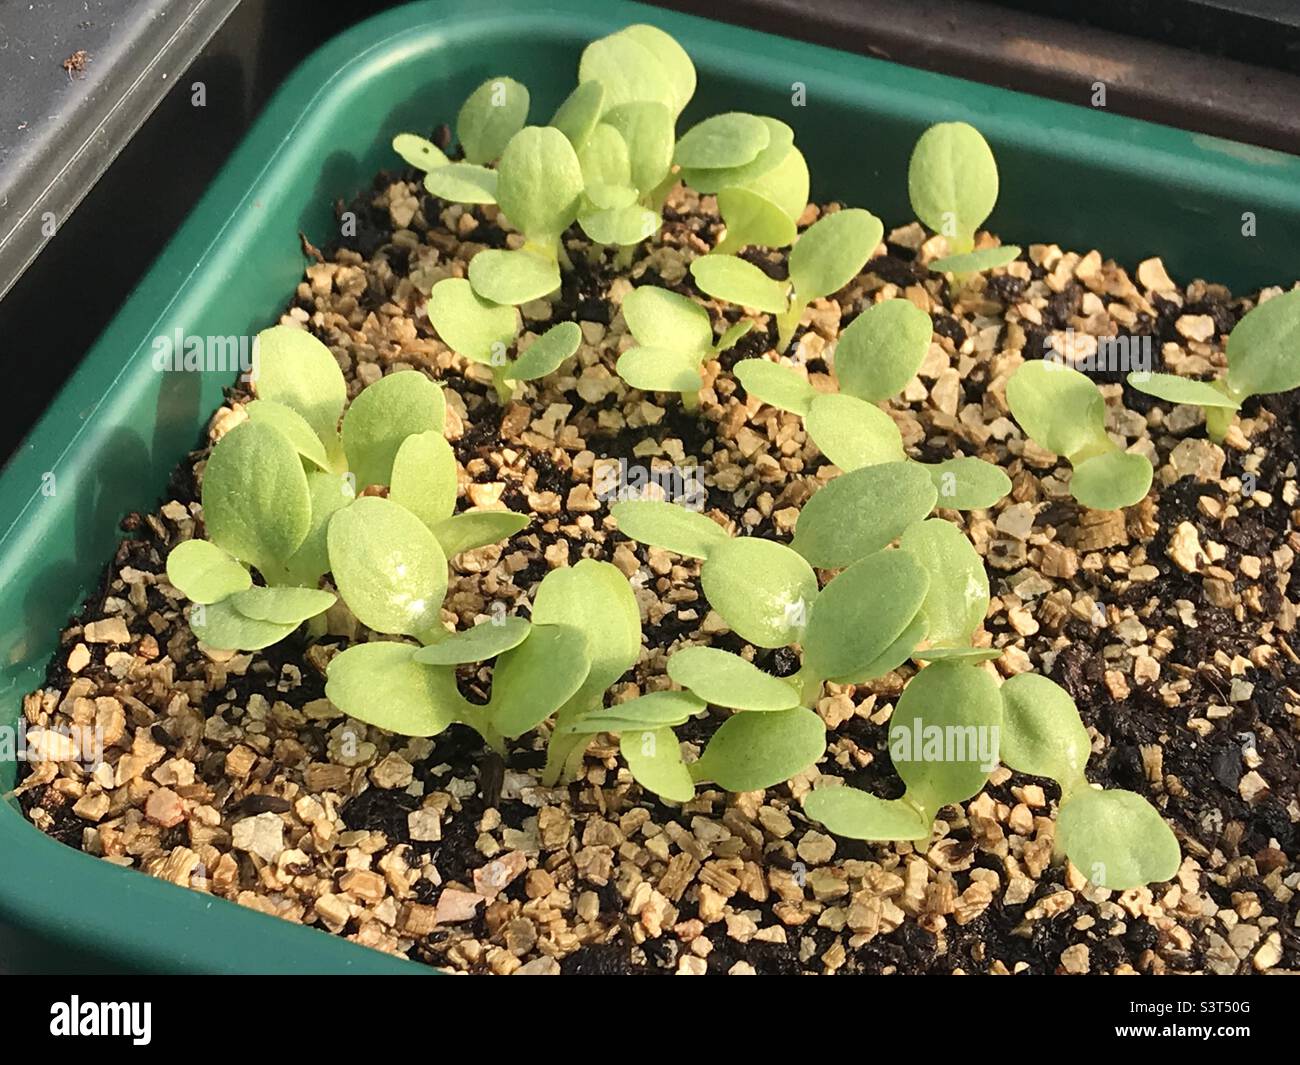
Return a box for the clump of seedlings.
[734,297,1011,507]
[1006,359,1154,509]
[691,207,883,350]
[166,326,526,651]
[1126,287,1300,442]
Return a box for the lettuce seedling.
[804,659,1002,842]
[674,114,809,254]
[555,641,826,801]
[735,299,1011,508]
[690,207,883,350]
[998,673,1180,888]
[167,326,450,651]
[615,285,752,410]
[1127,287,1300,443]
[1007,360,1153,509]
[427,277,582,401]
[908,121,999,256]
[325,564,608,759]
[611,495,936,706]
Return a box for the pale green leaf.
[488,623,590,738]
[788,208,882,303]
[889,660,1002,810]
[427,277,518,365]
[616,346,703,394]
[734,359,815,415]
[326,642,470,737]
[715,320,754,353]
[246,399,331,470]
[923,456,1011,510]
[497,126,586,244]
[563,690,704,734]
[829,612,928,684]
[674,112,769,169]
[803,787,930,841]
[717,186,797,250]
[341,370,446,490]
[691,707,825,791]
[834,298,933,403]
[900,518,989,648]
[1227,288,1300,397]
[578,123,631,189]
[690,254,789,314]
[468,248,560,304]
[457,76,529,165]
[908,122,999,250]
[667,647,799,711]
[1070,450,1153,510]
[912,646,1002,663]
[803,549,929,683]
[700,538,818,648]
[805,393,905,470]
[252,325,346,457]
[550,80,605,150]
[583,182,639,210]
[423,162,499,205]
[531,559,641,714]
[202,420,312,574]
[505,322,582,381]
[430,510,528,557]
[189,599,300,652]
[282,470,355,586]
[623,285,712,353]
[744,144,809,223]
[578,204,659,246]
[619,24,695,116]
[578,32,677,115]
[1057,788,1181,889]
[622,728,695,802]
[1005,360,1108,460]
[603,101,673,196]
[681,118,794,193]
[392,133,449,172]
[389,430,458,532]
[327,496,448,641]
[930,245,1020,274]
[228,586,336,624]
[791,461,938,569]
[610,499,728,560]
[1126,371,1239,409]
[166,539,250,604]
[412,615,531,665]
[998,672,1092,784]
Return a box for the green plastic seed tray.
[1,0,1297,974]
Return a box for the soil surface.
[18,168,1299,975]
